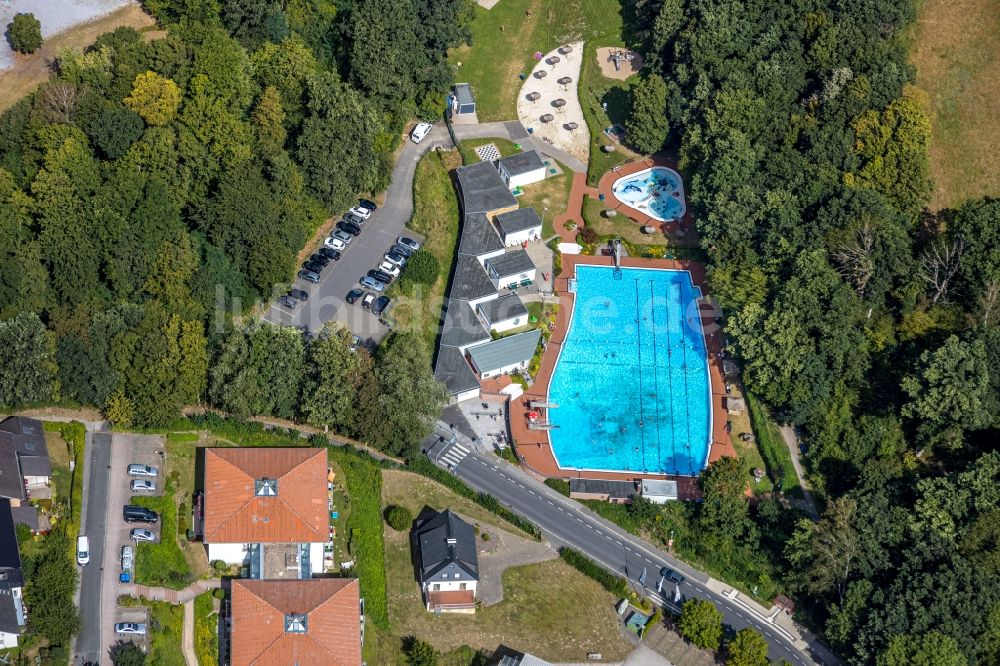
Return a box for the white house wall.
[489,314,527,333]
[207,542,248,565]
[423,580,478,594]
[502,228,542,246]
[310,542,325,574]
[508,169,546,189]
[0,631,17,649]
[477,360,530,379]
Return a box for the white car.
[348,206,372,220]
[115,622,147,635]
[76,536,89,566]
[130,479,156,492]
[324,236,346,251]
[121,545,134,570]
[410,122,432,144]
[130,528,156,542]
[378,261,400,277]
[127,463,158,478]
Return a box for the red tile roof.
[427,589,476,609]
[231,578,362,666]
[203,448,327,544]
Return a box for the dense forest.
[631,0,1000,662]
[0,0,470,452]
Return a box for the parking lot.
[99,433,165,659]
[263,125,448,343]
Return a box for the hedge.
[407,456,541,539]
[193,592,218,666]
[558,547,629,597]
[329,447,389,629]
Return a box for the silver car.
[130,528,156,542]
[397,236,421,252]
[115,622,147,635]
[130,479,156,492]
[127,463,158,478]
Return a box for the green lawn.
[193,592,219,666]
[579,41,635,184]
[132,483,195,589]
[517,164,574,240]
[458,137,523,165]
[42,421,86,561]
[745,392,802,497]
[389,149,462,352]
[148,601,186,666]
[449,0,628,122]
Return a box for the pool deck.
[509,254,736,486]
[597,156,694,231]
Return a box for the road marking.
[546,501,554,506]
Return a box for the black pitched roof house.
[415,509,478,583]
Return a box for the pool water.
[547,266,711,475]
[611,167,686,222]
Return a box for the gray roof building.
[0,455,22,503]
[455,161,517,215]
[498,652,553,666]
[451,255,500,303]
[433,347,482,397]
[467,330,541,375]
[0,500,24,637]
[8,507,37,532]
[454,83,476,114]
[415,510,478,582]
[439,297,493,350]
[495,207,543,237]
[0,417,50,480]
[497,150,545,178]
[477,293,528,327]
[461,213,505,258]
[569,478,637,500]
[486,249,535,281]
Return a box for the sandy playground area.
[595,46,644,80]
[517,41,589,163]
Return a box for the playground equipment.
[534,70,547,79]
[558,44,574,55]
[609,49,636,72]
[546,55,561,65]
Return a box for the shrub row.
[407,456,541,540]
[558,547,629,598]
[328,447,389,629]
[193,592,219,666]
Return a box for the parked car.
[130,479,156,492]
[410,122,432,144]
[344,211,366,226]
[115,622,147,636]
[368,269,393,285]
[303,260,326,274]
[123,505,158,523]
[127,464,158,478]
[121,545,134,571]
[298,269,321,284]
[289,288,309,301]
[332,229,354,244]
[372,296,390,315]
[362,293,375,309]
[277,295,297,309]
[346,288,364,304]
[309,253,331,267]
[384,251,407,267]
[337,220,362,236]
[317,248,341,262]
[324,236,347,251]
[348,206,372,220]
[391,242,413,257]
[661,567,685,585]
[358,198,377,212]
[350,335,361,351]
[377,261,400,277]
[76,536,89,566]
[360,276,385,292]
[397,236,421,252]
[130,528,156,542]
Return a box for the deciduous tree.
[125,71,182,126]
[725,628,769,666]
[678,598,723,650]
[625,74,670,154]
[6,13,42,53]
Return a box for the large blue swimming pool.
[547,266,711,475]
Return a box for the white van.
[76,536,90,566]
[410,122,432,144]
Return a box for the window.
[454,573,460,579]
[441,573,447,579]
[254,478,278,496]
[432,584,440,591]
[459,583,466,591]
[285,614,307,633]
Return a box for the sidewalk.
[182,600,197,666]
[121,578,222,604]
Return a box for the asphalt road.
[263,125,450,342]
[76,431,111,665]
[426,433,837,666]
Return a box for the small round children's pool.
[611,167,686,222]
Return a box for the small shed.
[497,150,546,188]
[453,83,476,115]
[466,330,542,379]
[569,479,636,504]
[477,293,529,334]
[494,207,543,246]
[726,396,746,416]
[640,479,679,504]
[486,249,537,289]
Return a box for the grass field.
[517,164,574,239]
[389,149,462,351]
[374,470,630,664]
[911,0,1000,209]
[147,601,186,666]
[0,4,159,112]
[745,392,801,497]
[449,0,626,122]
[458,137,522,165]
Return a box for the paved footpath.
[182,600,197,666]
[121,578,222,604]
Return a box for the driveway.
[263,126,451,341]
[98,433,165,665]
[76,430,111,665]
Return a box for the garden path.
[182,599,197,666]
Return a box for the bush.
[110,641,146,666]
[194,592,219,666]
[212,588,225,600]
[404,637,439,666]
[558,547,628,597]
[399,249,439,291]
[6,13,42,54]
[384,504,413,531]
[579,226,599,244]
[544,478,570,496]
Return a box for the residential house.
[497,150,547,188]
[415,509,478,613]
[0,416,51,499]
[569,479,636,504]
[497,651,553,666]
[494,208,543,247]
[0,500,25,648]
[230,578,363,666]
[203,448,328,578]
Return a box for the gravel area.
[1,0,135,70]
[518,41,589,162]
[477,529,557,606]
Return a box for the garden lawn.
[458,137,522,165]
[517,164,574,240]
[161,431,211,580]
[389,149,462,351]
[132,483,194,589]
[911,0,1000,209]
[449,0,626,123]
[43,421,86,560]
[745,392,801,497]
[193,592,219,666]
[148,601,186,666]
